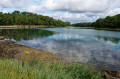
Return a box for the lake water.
[1,27,120,71]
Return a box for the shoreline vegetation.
[0,25,71,29]
[0,29,120,79]
[0,39,120,79]
[94,28,120,31]
[0,11,70,27]
[0,10,120,78]
[72,14,120,30]
[0,25,44,29]
[0,25,120,31]
[0,41,102,79]
[0,25,58,29]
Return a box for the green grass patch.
[0,59,102,79]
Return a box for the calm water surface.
[1,27,120,71]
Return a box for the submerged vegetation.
[0,59,102,79]
[73,14,120,29]
[96,35,120,44]
[0,11,70,27]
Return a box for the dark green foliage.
[0,11,71,27]
[0,29,54,41]
[92,14,120,28]
[65,64,101,79]
[72,22,92,27]
[73,14,120,29]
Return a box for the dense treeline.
[72,22,92,27]
[0,11,70,27]
[73,14,120,28]
[92,14,120,28]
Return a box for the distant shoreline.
[0,25,71,29]
[0,25,49,29]
[94,28,120,31]
[73,26,120,31]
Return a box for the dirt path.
[0,41,60,62]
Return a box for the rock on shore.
[0,36,5,40]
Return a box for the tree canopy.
[0,11,71,27]
[92,14,120,28]
[72,22,92,27]
[73,14,120,28]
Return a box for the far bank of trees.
[92,14,120,28]
[72,22,92,27]
[0,11,70,27]
[73,14,120,28]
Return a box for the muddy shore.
[0,41,60,62]
[0,36,5,40]
[1,41,120,79]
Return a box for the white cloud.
[44,12,92,23]
[106,8,120,16]
[27,0,120,13]
[0,0,120,23]
[44,7,120,23]
[2,10,8,13]
[0,0,30,8]
[25,0,120,23]
[27,5,44,13]
[41,0,120,12]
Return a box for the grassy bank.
[0,28,113,79]
[0,59,102,79]
[0,41,102,79]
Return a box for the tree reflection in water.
[0,28,54,41]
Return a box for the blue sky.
[0,0,120,23]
